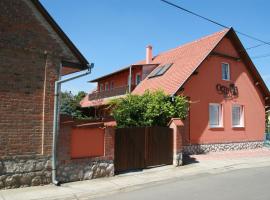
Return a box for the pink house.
[82,28,270,154]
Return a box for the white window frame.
[232,104,244,128]
[110,81,114,90]
[135,73,141,85]
[105,82,109,91]
[222,62,230,81]
[209,103,223,128]
[127,75,130,85]
[99,83,103,92]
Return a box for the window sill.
[232,126,245,129]
[209,126,224,130]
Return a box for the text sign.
[216,83,238,98]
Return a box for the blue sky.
[40,0,270,94]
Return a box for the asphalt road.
[94,166,270,200]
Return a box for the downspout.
[52,63,94,186]
[128,65,132,93]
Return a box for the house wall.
[97,66,142,91]
[0,0,81,189]
[181,37,265,153]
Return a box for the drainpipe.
[128,65,132,93]
[52,63,94,186]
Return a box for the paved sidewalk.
[1,148,270,200]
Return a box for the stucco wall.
[98,66,142,90]
[182,37,265,144]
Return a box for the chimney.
[146,45,153,64]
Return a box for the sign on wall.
[216,83,238,98]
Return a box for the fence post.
[168,118,184,166]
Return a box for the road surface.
[94,166,270,200]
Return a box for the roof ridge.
[156,28,230,58]
[90,28,230,82]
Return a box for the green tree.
[110,90,188,128]
[60,91,88,119]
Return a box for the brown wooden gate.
[114,127,173,173]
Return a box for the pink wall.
[98,66,142,91]
[181,37,265,144]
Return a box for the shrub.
[61,91,91,119]
[109,90,188,128]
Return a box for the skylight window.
[148,63,173,78]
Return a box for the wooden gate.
[114,127,173,173]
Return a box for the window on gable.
[222,63,230,80]
[232,105,244,127]
[148,63,173,78]
[209,103,223,128]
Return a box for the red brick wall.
[0,49,59,156]
[0,0,80,157]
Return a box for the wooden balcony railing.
[88,85,136,101]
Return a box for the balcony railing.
[88,85,136,101]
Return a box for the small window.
[105,82,109,91]
[148,63,173,78]
[209,104,223,128]
[110,81,114,90]
[127,75,130,85]
[232,105,244,127]
[99,83,103,92]
[222,63,230,80]
[135,74,141,85]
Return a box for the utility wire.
[160,0,270,49]
[245,44,265,50]
[251,53,270,59]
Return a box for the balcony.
[88,85,136,101]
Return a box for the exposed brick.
[0,0,79,157]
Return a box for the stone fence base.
[183,141,264,155]
[57,160,114,183]
[0,155,51,189]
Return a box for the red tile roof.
[81,28,270,107]
[132,28,230,95]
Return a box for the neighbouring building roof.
[31,0,89,70]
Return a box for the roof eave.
[173,28,270,106]
[172,28,231,96]
[31,0,89,69]
[89,63,159,83]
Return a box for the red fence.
[71,127,105,158]
[58,117,115,164]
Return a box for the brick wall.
[0,49,59,156]
[0,0,80,157]
[0,0,84,189]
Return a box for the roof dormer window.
[148,63,173,78]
